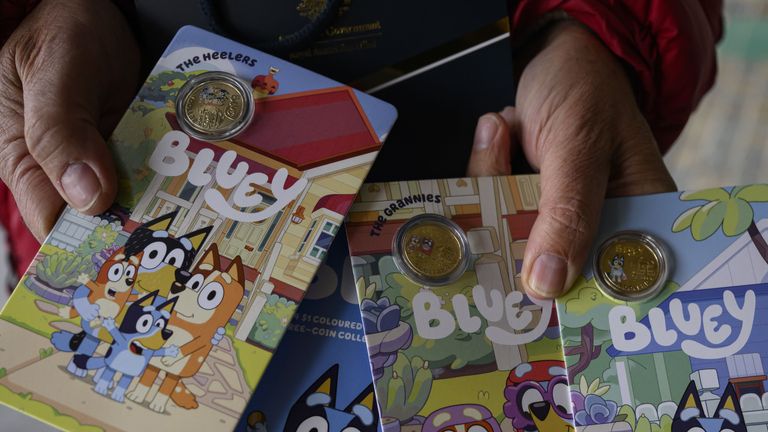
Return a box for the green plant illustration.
[39,347,54,360]
[618,405,636,430]
[76,224,120,257]
[634,414,672,432]
[560,276,681,403]
[248,294,297,349]
[673,185,768,263]
[377,353,433,423]
[35,251,94,289]
[579,375,610,396]
[376,256,495,373]
[137,70,187,104]
[659,415,672,432]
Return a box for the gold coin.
[176,72,254,141]
[594,231,669,301]
[393,214,469,286]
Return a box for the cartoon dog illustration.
[123,211,213,303]
[50,247,139,377]
[73,291,179,403]
[285,364,379,432]
[609,255,627,283]
[50,212,210,379]
[126,244,244,412]
[504,360,575,431]
[672,381,747,432]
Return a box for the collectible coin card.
[0,25,396,432]
[346,175,575,432]
[556,185,768,431]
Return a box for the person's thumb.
[467,109,519,177]
[21,42,118,220]
[521,142,611,299]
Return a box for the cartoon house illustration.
[126,86,382,347]
[606,219,768,430]
[346,175,556,371]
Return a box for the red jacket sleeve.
[0,0,42,278]
[508,0,723,153]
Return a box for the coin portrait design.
[176,72,254,141]
[401,223,462,278]
[393,214,470,286]
[594,231,669,301]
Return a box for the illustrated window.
[308,221,339,261]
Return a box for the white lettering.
[412,286,550,345]
[648,308,677,346]
[453,295,481,333]
[149,131,190,176]
[609,306,653,352]
[412,291,455,339]
[149,131,307,223]
[609,290,756,360]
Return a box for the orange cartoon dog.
[51,247,140,377]
[126,244,244,412]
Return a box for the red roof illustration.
[167,85,380,175]
[312,194,355,216]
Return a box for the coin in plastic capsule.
[593,230,671,302]
[392,214,470,286]
[175,71,255,142]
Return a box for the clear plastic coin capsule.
[392,214,470,286]
[593,230,671,302]
[175,71,255,142]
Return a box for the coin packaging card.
[555,186,768,431]
[236,229,379,432]
[346,175,576,431]
[348,179,768,432]
[0,26,396,431]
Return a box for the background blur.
[665,0,768,190]
[1,0,767,429]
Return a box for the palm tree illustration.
[673,185,768,263]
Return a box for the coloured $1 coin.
[176,71,254,141]
[393,214,470,286]
[594,231,670,301]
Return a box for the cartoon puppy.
[285,364,379,432]
[609,255,627,283]
[126,244,244,412]
[50,247,139,377]
[74,291,179,403]
[672,381,747,432]
[124,211,213,303]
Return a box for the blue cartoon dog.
[73,291,179,402]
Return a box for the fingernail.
[528,253,568,298]
[61,162,101,211]
[473,114,498,150]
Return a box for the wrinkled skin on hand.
[468,21,676,299]
[0,0,139,241]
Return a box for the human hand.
[467,21,675,299]
[0,0,139,241]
